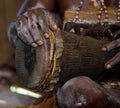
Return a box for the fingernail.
[106,64,111,69]
[44,33,49,38]
[32,43,38,47]
[37,40,43,45]
[52,24,58,31]
[101,47,107,51]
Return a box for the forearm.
[17,0,56,17]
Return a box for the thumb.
[48,13,58,31]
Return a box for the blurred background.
[0,0,23,66]
[0,0,24,84]
[0,1,36,107]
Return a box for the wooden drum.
[15,30,120,92]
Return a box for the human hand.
[9,8,58,47]
[102,38,120,69]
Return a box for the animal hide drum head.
[15,37,50,90]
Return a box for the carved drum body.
[15,30,120,92]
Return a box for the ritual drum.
[15,30,120,92]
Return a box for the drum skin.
[16,37,50,89]
[15,30,120,90]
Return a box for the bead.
[75,16,79,19]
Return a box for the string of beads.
[117,0,120,22]
[97,0,109,24]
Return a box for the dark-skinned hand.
[102,38,120,69]
[9,8,58,47]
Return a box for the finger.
[16,18,29,44]
[16,15,37,47]
[44,33,49,38]
[27,10,44,45]
[17,31,28,44]
[29,22,44,45]
[22,27,37,45]
[31,43,38,47]
[35,8,49,33]
[42,16,50,38]
[35,9,50,39]
[105,52,120,69]
[19,30,38,47]
[102,38,120,51]
[48,13,58,31]
[38,18,50,38]
[113,30,120,39]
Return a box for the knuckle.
[20,14,27,21]
[19,15,28,25]
[27,10,35,18]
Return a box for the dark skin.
[8,1,120,107]
[59,76,120,108]
[8,0,120,69]
[15,0,57,47]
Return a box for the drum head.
[15,38,50,90]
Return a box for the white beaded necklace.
[69,0,120,25]
[117,0,120,22]
[97,0,109,24]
